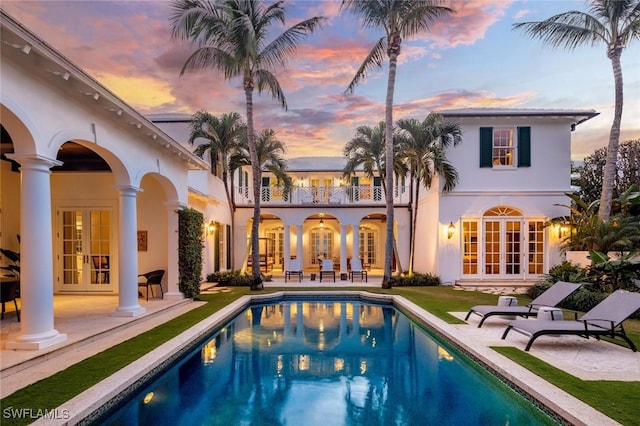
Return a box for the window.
[480,127,531,168]
[493,128,514,166]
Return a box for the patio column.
[6,155,67,350]
[296,224,303,264]
[163,202,184,300]
[352,224,360,261]
[112,185,145,317]
[283,223,291,269]
[340,224,347,275]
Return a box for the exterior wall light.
[447,222,456,240]
[207,220,216,235]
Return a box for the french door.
[483,219,523,278]
[58,208,114,292]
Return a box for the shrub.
[387,272,441,287]
[178,208,203,299]
[208,270,253,287]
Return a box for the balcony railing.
[235,185,409,205]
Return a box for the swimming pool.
[94,295,559,425]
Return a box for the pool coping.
[36,291,619,426]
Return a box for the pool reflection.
[101,300,557,426]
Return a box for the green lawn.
[1,286,638,425]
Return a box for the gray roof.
[286,157,348,172]
[438,108,599,127]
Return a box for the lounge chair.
[465,281,581,328]
[319,259,335,283]
[285,258,303,283]
[349,258,367,282]
[502,289,640,352]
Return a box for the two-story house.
[0,10,598,351]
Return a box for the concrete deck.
[1,279,637,425]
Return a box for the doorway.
[57,208,114,292]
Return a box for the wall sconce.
[319,218,324,228]
[558,222,570,239]
[207,220,216,235]
[447,222,456,240]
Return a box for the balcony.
[235,185,410,206]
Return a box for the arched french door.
[462,206,545,279]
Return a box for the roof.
[438,108,599,128]
[286,157,348,172]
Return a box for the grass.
[1,286,639,425]
[494,347,640,425]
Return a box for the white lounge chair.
[349,258,368,282]
[285,258,303,283]
[319,259,335,283]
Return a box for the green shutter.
[517,127,531,167]
[479,127,493,167]
[226,224,231,270]
[214,222,220,272]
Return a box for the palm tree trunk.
[598,50,624,222]
[245,84,262,286]
[221,153,235,270]
[382,47,399,286]
[408,171,421,275]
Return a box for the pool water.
[98,299,558,425]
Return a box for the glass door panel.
[60,208,112,292]
[484,221,500,275]
[505,220,521,275]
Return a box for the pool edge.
[38,291,620,426]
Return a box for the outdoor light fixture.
[143,392,154,404]
[207,220,216,235]
[319,218,324,228]
[559,221,570,239]
[447,222,456,240]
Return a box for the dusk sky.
[3,0,639,161]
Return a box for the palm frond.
[345,38,386,94]
[513,11,608,49]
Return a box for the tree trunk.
[408,170,421,275]
[598,50,624,222]
[245,85,262,285]
[382,43,399,287]
[221,153,235,270]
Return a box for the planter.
[565,251,590,267]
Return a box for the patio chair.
[138,269,165,301]
[349,258,368,282]
[1,278,20,321]
[319,259,335,283]
[465,281,582,328]
[285,258,304,283]
[502,289,640,352]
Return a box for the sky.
[2,0,639,161]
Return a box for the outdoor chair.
[138,269,165,301]
[465,281,582,328]
[1,278,20,321]
[319,259,335,283]
[349,258,368,282]
[285,258,304,283]
[502,289,640,352]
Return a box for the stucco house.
[0,10,597,350]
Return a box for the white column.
[163,202,185,299]
[340,224,347,275]
[112,185,145,317]
[296,224,303,263]
[283,223,291,269]
[352,224,360,261]
[6,155,67,350]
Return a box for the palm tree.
[397,113,461,274]
[170,0,324,283]
[513,0,640,221]
[232,128,292,272]
[343,122,407,273]
[341,0,454,285]
[188,110,246,269]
